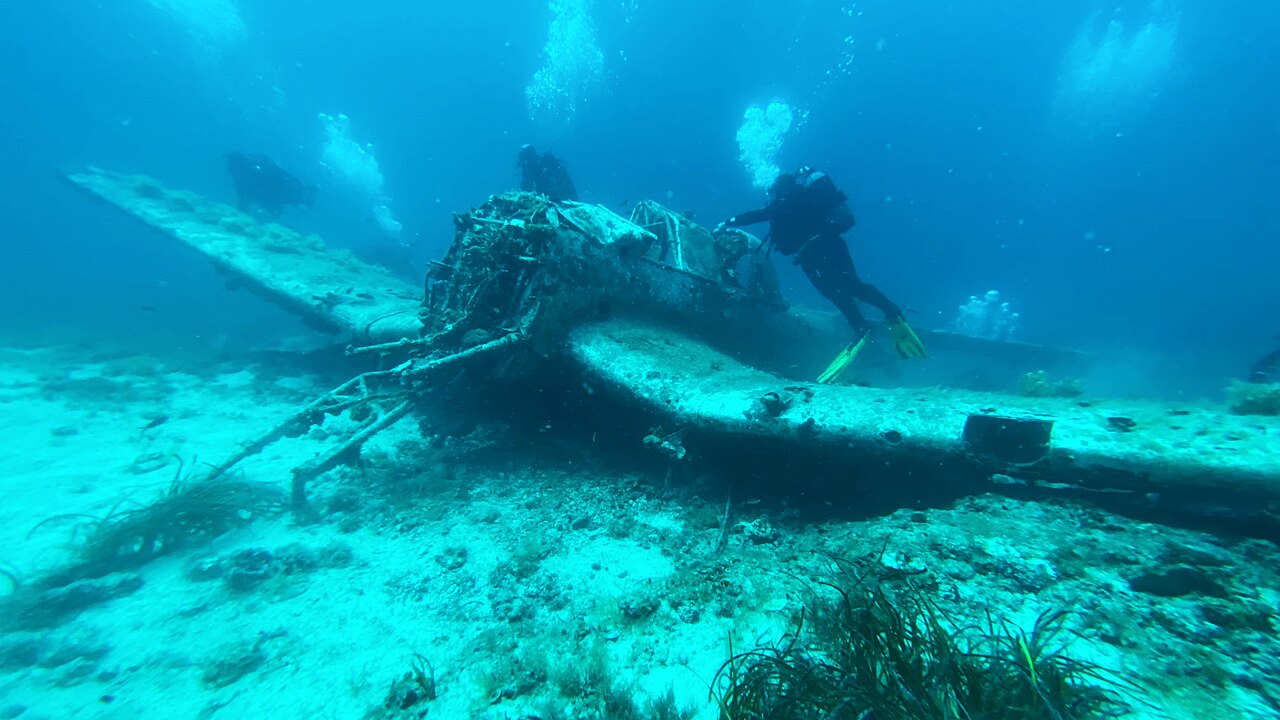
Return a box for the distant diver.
[226,151,316,216]
[517,144,579,202]
[1247,343,1280,383]
[717,166,925,382]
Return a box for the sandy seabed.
[1,339,1277,720]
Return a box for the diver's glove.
[888,318,927,359]
[714,221,728,233]
[817,332,870,384]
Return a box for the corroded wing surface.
[66,166,423,343]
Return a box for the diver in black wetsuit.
[517,145,579,202]
[718,167,925,381]
[226,151,316,216]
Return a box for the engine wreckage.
[68,167,1280,538]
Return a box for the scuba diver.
[517,144,579,202]
[717,166,925,383]
[225,151,316,216]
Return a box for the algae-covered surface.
[65,167,423,343]
[570,318,1280,495]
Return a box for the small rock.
[316,541,355,568]
[620,594,660,620]
[202,630,285,689]
[37,638,109,669]
[224,549,279,592]
[277,542,352,574]
[0,637,44,670]
[202,643,265,689]
[435,547,468,572]
[742,518,778,545]
[127,451,171,475]
[1199,599,1275,632]
[1106,416,1138,432]
[880,551,928,577]
[675,603,701,624]
[1161,544,1228,568]
[277,544,319,573]
[1128,566,1227,598]
[326,487,364,515]
[51,658,98,687]
[185,555,227,582]
[6,574,144,630]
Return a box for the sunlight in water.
[526,0,607,126]
[1054,3,1180,131]
[318,113,402,240]
[736,101,794,190]
[146,0,247,53]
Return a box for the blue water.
[2,1,1277,391]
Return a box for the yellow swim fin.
[817,334,869,384]
[888,319,927,359]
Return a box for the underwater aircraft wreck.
[68,167,1280,539]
